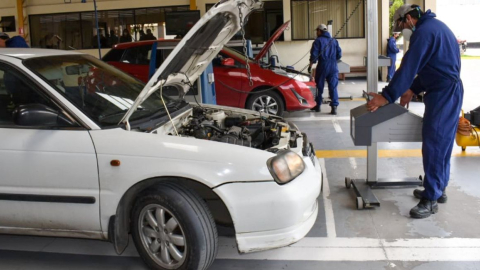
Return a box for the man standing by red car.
[308,24,342,115]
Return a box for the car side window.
[121,45,151,65]
[0,63,60,127]
[102,49,125,62]
[149,49,173,69]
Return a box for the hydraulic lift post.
[345,0,423,210]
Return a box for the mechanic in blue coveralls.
[0,32,29,48]
[386,32,400,82]
[367,5,463,219]
[308,24,342,115]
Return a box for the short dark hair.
[406,5,424,20]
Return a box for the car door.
[0,61,101,233]
[213,52,244,107]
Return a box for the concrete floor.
[0,57,479,269]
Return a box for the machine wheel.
[462,147,466,151]
[131,182,218,270]
[356,197,364,210]
[246,90,284,116]
[345,177,352,189]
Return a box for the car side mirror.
[13,104,78,128]
[221,58,236,68]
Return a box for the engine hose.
[201,123,225,133]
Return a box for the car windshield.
[223,46,256,62]
[23,55,185,128]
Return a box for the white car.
[0,1,321,269]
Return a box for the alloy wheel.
[252,95,278,115]
[138,204,187,269]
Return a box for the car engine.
[178,107,291,150]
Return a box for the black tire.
[246,90,285,116]
[321,171,324,193]
[131,182,218,270]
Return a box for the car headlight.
[287,73,310,83]
[267,150,306,185]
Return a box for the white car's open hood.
[120,0,263,127]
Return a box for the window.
[0,63,56,126]
[29,5,189,50]
[122,45,151,65]
[206,1,283,44]
[291,0,365,40]
[0,16,16,32]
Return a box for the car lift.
[344,0,422,210]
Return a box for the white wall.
[0,1,18,37]
[437,0,480,42]
[271,38,367,71]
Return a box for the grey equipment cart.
[346,103,424,209]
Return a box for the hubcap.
[139,204,186,269]
[252,95,278,115]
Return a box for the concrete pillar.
[190,0,197,10]
[282,0,291,41]
[424,0,437,12]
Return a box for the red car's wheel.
[246,90,284,116]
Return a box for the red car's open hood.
[254,20,290,62]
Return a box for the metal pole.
[94,0,102,58]
[366,0,378,182]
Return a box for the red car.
[102,23,317,116]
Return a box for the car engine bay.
[175,106,301,151]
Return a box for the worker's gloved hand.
[307,66,312,73]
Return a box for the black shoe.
[330,106,337,115]
[413,189,448,203]
[310,107,320,113]
[410,198,438,219]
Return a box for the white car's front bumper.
[214,156,322,253]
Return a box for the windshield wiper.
[99,107,149,122]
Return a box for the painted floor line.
[2,235,480,262]
[316,149,480,158]
[319,158,336,238]
[286,116,350,122]
[216,237,480,261]
[332,119,343,133]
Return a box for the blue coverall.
[382,10,463,201]
[310,31,342,108]
[6,36,29,48]
[386,36,399,81]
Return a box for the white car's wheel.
[132,182,218,270]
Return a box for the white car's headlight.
[287,73,310,83]
[267,150,306,185]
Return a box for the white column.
[366,0,379,182]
